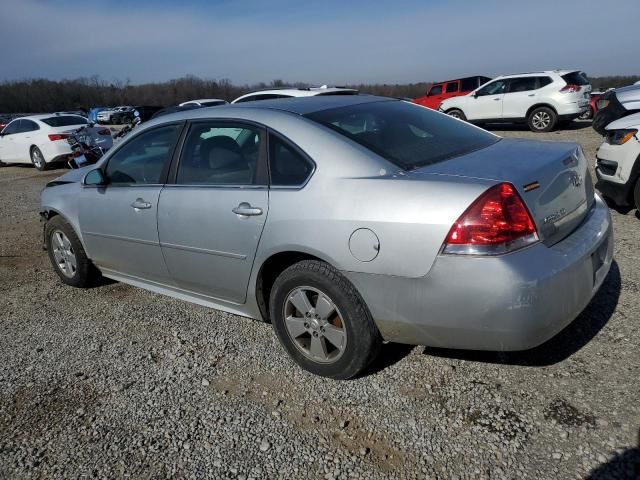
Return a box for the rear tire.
[579,107,594,120]
[30,146,47,171]
[269,260,381,379]
[527,107,557,132]
[446,109,466,121]
[45,216,101,287]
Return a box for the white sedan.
[0,114,113,170]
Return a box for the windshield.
[305,100,499,170]
[41,115,88,127]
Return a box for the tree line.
[0,75,637,114]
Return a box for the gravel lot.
[1,121,638,479]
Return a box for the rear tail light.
[560,84,581,93]
[48,133,69,141]
[97,128,111,136]
[442,183,538,255]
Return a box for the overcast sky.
[1,0,638,85]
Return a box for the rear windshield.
[305,100,499,170]
[41,115,88,127]
[561,71,589,86]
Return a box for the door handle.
[131,198,152,210]
[493,98,501,101]
[232,202,263,216]
[527,94,535,97]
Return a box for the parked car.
[40,96,612,379]
[97,106,130,124]
[440,70,591,132]
[111,106,163,125]
[179,99,227,107]
[579,91,604,120]
[414,76,491,110]
[595,112,640,212]
[593,84,640,136]
[0,114,112,170]
[231,85,358,103]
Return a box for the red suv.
[414,76,491,110]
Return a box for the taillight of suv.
[442,183,538,255]
[560,85,582,93]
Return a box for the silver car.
[40,96,613,379]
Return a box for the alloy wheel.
[32,149,44,169]
[283,286,347,364]
[51,230,77,278]
[532,111,551,130]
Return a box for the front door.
[465,79,507,121]
[157,121,269,303]
[0,120,24,163]
[78,123,183,284]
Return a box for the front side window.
[269,134,314,186]
[428,85,443,96]
[476,80,507,96]
[306,100,498,171]
[106,124,182,185]
[445,82,459,93]
[177,123,261,185]
[2,120,21,135]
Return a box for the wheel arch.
[254,250,330,322]
[526,103,558,118]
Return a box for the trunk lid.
[410,138,594,246]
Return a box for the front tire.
[446,109,466,121]
[30,146,47,171]
[269,260,381,379]
[527,107,557,132]
[45,216,101,287]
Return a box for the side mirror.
[83,168,108,186]
[472,92,479,99]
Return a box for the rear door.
[465,79,507,120]
[78,123,183,283]
[502,77,541,118]
[442,81,460,102]
[0,120,23,162]
[157,121,269,303]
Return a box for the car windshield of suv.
[41,115,88,127]
[306,100,499,170]
[562,71,589,86]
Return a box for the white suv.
[439,70,591,132]
[232,85,358,104]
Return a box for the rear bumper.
[345,195,613,351]
[39,142,72,164]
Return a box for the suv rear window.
[561,71,589,86]
[41,115,88,127]
[306,100,498,171]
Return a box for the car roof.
[232,87,358,102]
[494,69,582,79]
[8,113,87,122]
[144,95,393,126]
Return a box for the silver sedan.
[40,96,613,379]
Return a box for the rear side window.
[20,120,39,132]
[306,100,498,171]
[269,134,314,186]
[445,82,459,93]
[177,123,261,185]
[538,76,553,88]
[561,71,589,86]
[507,77,538,93]
[41,115,88,127]
[106,124,181,185]
[428,85,443,96]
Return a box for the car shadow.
[360,342,415,377]
[586,428,640,479]
[421,260,621,367]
